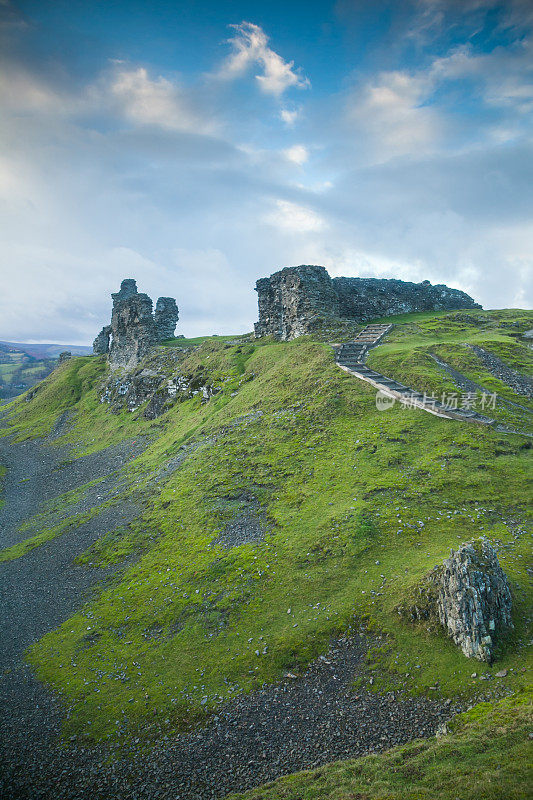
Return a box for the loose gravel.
[468,345,533,398]
[0,432,147,550]
[1,635,460,800]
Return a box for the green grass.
[160,334,251,348]
[0,491,128,563]
[226,691,532,800]
[0,346,56,399]
[367,309,533,430]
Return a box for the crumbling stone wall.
[254,266,339,340]
[92,325,112,355]
[93,279,179,370]
[108,286,158,371]
[154,297,180,341]
[255,265,481,340]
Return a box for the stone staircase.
[336,324,393,366]
[335,324,496,426]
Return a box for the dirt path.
[0,432,459,800]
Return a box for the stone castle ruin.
[93,268,480,370]
[93,279,179,370]
[254,265,481,341]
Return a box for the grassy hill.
[1,309,531,795]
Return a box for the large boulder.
[398,538,513,662]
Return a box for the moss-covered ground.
[0,310,531,789]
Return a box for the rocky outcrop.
[255,265,481,340]
[58,351,72,364]
[98,345,223,418]
[398,539,513,662]
[92,279,179,370]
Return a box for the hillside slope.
[0,309,531,798]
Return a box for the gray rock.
[255,265,481,340]
[437,540,513,661]
[255,265,340,340]
[398,538,513,662]
[58,351,72,363]
[109,282,158,371]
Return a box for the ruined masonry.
[255,265,481,340]
[93,279,179,371]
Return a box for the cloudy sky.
[1,0,532,343]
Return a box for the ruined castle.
[94,268,480,368]
[93,279,179,370]
[254,265,481,341]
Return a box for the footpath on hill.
[0,427,459,800]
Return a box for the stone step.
[335,324,496,427]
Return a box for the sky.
[0,0,532,344]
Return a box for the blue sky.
[1,0,532,343]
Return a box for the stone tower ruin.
[92,279,179,370]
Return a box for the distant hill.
[0,341,92,359]
[0,341,92,400]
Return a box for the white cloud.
[96,64,214,133]
[347,69,442,162]
[283,144,309,165]
[218,21,310,96]
[0,66,66,114]
[0,13,531,346]
[265,199,326,233]
[280,107,300,126]
[429,40,533,113]
[0,60,216,135]
[347,38,533,163]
